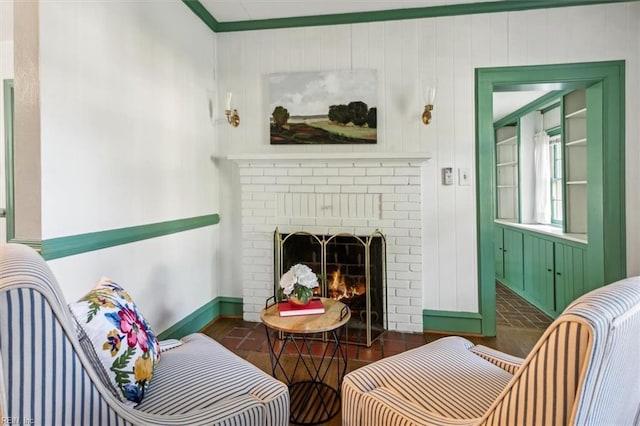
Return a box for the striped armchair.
[343,277,640,426]
[0,243,289,425]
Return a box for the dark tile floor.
[204,283,553,361]
[496,282,553,329]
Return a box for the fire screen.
[274,229,387,347]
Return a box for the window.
[549,133,563,225]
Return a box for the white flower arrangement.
[280,264,319,304]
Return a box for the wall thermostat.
[442,167,454,185]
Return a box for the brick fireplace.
[230,152,430,333]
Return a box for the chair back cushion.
[482,277,640,425]
[0,244,133,424]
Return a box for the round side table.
[261,298,350,425]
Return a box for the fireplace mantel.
[227,152,431,163]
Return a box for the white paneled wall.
[216,2,640,315]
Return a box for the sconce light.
[422,86,436,125]
[225,92,240,127]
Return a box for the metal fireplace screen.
[274,229,387,347]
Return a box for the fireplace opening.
[275,230,386,346]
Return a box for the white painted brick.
[409,194,421,202]
[381,210,408,220]
[264,168,288,176]
[276,176,302,185]
[380,176,410,185]
[341,185,368,193]
[409,228,422,237]
[289,185,315,193]
[395,185,421,194]
[313,167,340,176]
[386,245,410,254]
[339,168,366,176]
[396,237,421,246]
[251,176,277,185]
[327,176,354,185]
[288,168,314,176]
[328,226,358,235]
[252,192,276,201]
[315,185,341,193]
[240,176,253,185]
[300,162,327,168]
[290,218,317,226]
[367,185,395,194]
[367,219,395,228]
[241,184,265,193]
[409,177,421,185]
[366,168,395,176]
[396,271,422,281]
[395,219,421,229]
[409,211,421,220]
[394,202,421,211]
[239,167,265,176]
[410,246,422,255]
[383,228,410,237]
[381,194,408,202]
[396,254,422,263]
[243,200,265,209]
[387,296,410,306]
[394,167,421,176]
[301,176,328,185]
[354,176,381,185]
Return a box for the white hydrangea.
[280,264,318,296]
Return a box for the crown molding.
[184,0,631,33]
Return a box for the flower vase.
[288,295,311,308]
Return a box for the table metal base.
[265,328,348,425]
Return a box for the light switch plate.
[442,167,454,185]
[459,168,471,186]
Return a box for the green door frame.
[3,79,15,242]
[476,60,625,336]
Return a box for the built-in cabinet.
[495,227,523,291]
[493,88,600,318]
[496,223,588,318]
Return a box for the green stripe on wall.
[157,296,243,340]
[423,309,484,335]
[185,0,630,33]
[41,213,220,260]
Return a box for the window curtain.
[534,131,551,224]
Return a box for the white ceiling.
[199,0,503,22]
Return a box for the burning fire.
[328,269,366,300]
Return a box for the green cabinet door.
[495,227,505,279]
[554,242,587,314]
[523,234,555,315]
[503,228,524,291]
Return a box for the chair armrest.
[470,345,524,374]
[357,388,478,426]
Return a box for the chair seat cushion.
[343,336,514,423]
[136,333,289,424]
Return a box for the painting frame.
[268,69,377,145]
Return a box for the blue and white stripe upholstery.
[0,243,289,425]
[342,276,640,426]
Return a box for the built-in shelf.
[497,161,518,167]
[565,108,587,119]
[496,136,517,146]
[566,138,587,147]
[497,185,518,188]
[566,180,588,185]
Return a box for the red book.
[278,299,325,317]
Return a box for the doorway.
[475,61,626,336]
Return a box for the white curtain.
[533,131,551,224]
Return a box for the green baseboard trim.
[157,296,243,340]
[41,213,220,260]
[423,309,484,335]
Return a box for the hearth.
[274,229,387,346]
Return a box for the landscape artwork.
[268,69,377,145]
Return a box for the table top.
[261,298,351,334]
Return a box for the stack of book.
[278,299,325,317]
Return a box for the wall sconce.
[422,87,436,125]
[225,92,240,127]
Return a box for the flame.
[328,269,365,300]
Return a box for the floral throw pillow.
[69,278,160,406]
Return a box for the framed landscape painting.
[268,69,377,145]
